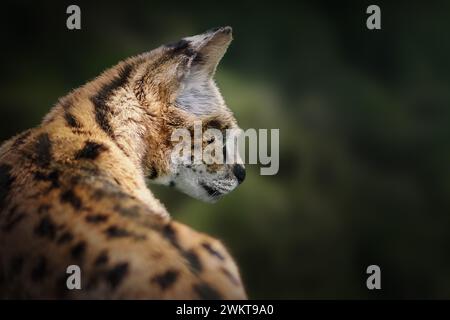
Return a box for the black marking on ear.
[71,241,86,260]
[91,63,134,141]
[64,112,82,129]
[86,214,109,223]
[2,212,26,232]
[0,164,14,210]
[75,141,109,160]
[183,250,203,274]
[95,251,109,266]
[31,256,47,282]
[193,283,223,300]
[166,39,196,58]
[34,170,60,190]
[105,262,129,289]
[151,269,179,290]
[34,133,53,167]
[34,216,57,240]
[60,190,82,210]
[166,39,190,52]
[12,130,32,148]
[202,242,225,261]
[57,231,74,244]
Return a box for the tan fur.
[0,27,247,299]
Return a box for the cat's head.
[131,27,245,202]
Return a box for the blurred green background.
[1,0,450,298]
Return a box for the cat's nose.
[232,164,246,184]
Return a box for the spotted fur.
[0,27,246,299]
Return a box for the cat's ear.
[183,26,233,77]
[163,27,232,79]
[140,27,232,109]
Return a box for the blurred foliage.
[1,0,450,298]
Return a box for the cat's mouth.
[200,182,223,199]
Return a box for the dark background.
[1,0,450,298]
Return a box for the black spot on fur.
[183,250,203,274]
[95,251,109,266]
[105,226,132,238]
[116,205,140,218]
[105,262,129,289]
[75,141,108,160]
[161,223,180,249]
[0,164,14,210]
[161,224,207,275]
[34,170,60,190]
[86,214,109,223]
[193,283,223,300]
[12,130,32,148]
[34,133,53,167]
[31,256,47,282]
[60,190,82,210]
[202,242,225,261]
[71,241,86,260]
[105,226,146,240]
[34,216,57,240]
[169,181,175,188]
[151,269,179,290]
[147,166,158,179]
[91,63,134,140]
[57,231,74,244]
[64,112,82,129]
[3,213,26,232]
